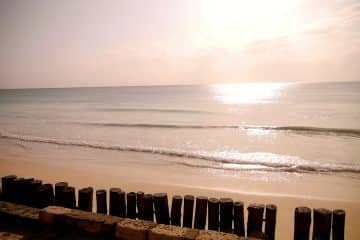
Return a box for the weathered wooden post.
[136,191,144,219]
[35,183,54,208]
[143,193,154,221]
[332,209,345,240]
[29,179,42,207]
[13,177,26,203]
[294,206,311,240]
[96,189,107,214]
[265,204,277,240]
[1,175,17,201]
[247,203,264,237]
[312,208,331,240]
[234,201,245,236]
[171,195,182,226]
[194,196,208,229]
[183,195,194,228]
[63,186,76,209]
[127,192,137,219]
[220,198,233,233]
[22,178,34,206]
[109,188,122,216]
[55,182,68,206]
[153,193,170,224]
[78,187,93,212]
[208,198,219,231]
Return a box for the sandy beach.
[1,139,360,239]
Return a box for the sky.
[0,0,359,89]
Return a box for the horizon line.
[0,80,359,91]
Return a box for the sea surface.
[1,81,360,177]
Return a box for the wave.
[1,131,360,174]
[76,122,360,137]
[94,107,213,115]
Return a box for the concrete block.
[0,232,26,240]
[149,225,200,240]
[115,218,156,240]
[195,230,241,240]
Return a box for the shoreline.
[1,158,360,239]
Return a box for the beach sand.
[1,139,360,239]
[1,162,360,239]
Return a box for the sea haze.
[1,81,360,177]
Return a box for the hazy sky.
[0,0,359,88]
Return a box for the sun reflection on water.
[212,82,289,104]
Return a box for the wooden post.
[143,193,154,221]
[1,175,17,201]
[29,179,42,207]
[96,189,107,214]
[63,186,76,209]
[247,203,265,237]
[294,207,311,240]
[332,209,345,240]
[55,182,68,206]
[21,178,34,206]
[220,198,233,233]
[136,191,144,219]
[183,195,194,228]
[265,204,277,240]
[153,193,170,224]
[312,208,331,240]
[109,188,122,216]
[194,196,208,229]
[78,187,93,212]
[35,183,54,208]
[13,178,25,203]
[171,195,182,226]
[234,201,245,236]
[208,198,219,231]
[127,192,137,219]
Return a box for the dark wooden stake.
[28,179,42,207]
[143,193,154,221]
[1,175,17,201]
[234,201,245,236]
[21,178,34,206]
[13,178,25,204]
[247,203,265,237]
[63,186,76,209]
[332,209,345,240]
[127,192,137,219]
[78,187,93,212]
[220,198,233,233]
[312,208,332,240]
[153,193,170,224]
[294,206,311,240]
[109,188,122,216]
[194,196,208,229]
[96,189,107,214]
[35,183,54,208]
[55,182,68,206]
[136,191,144,219]
[171,195,182,226]
[208,198,219,231]
[265,204,277,240]
[183,195,194,228]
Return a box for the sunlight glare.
[212,83,289,104]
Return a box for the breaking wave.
[1,130,359,174]
[77,122,360,138]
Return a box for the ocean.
[1,81,360,178]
